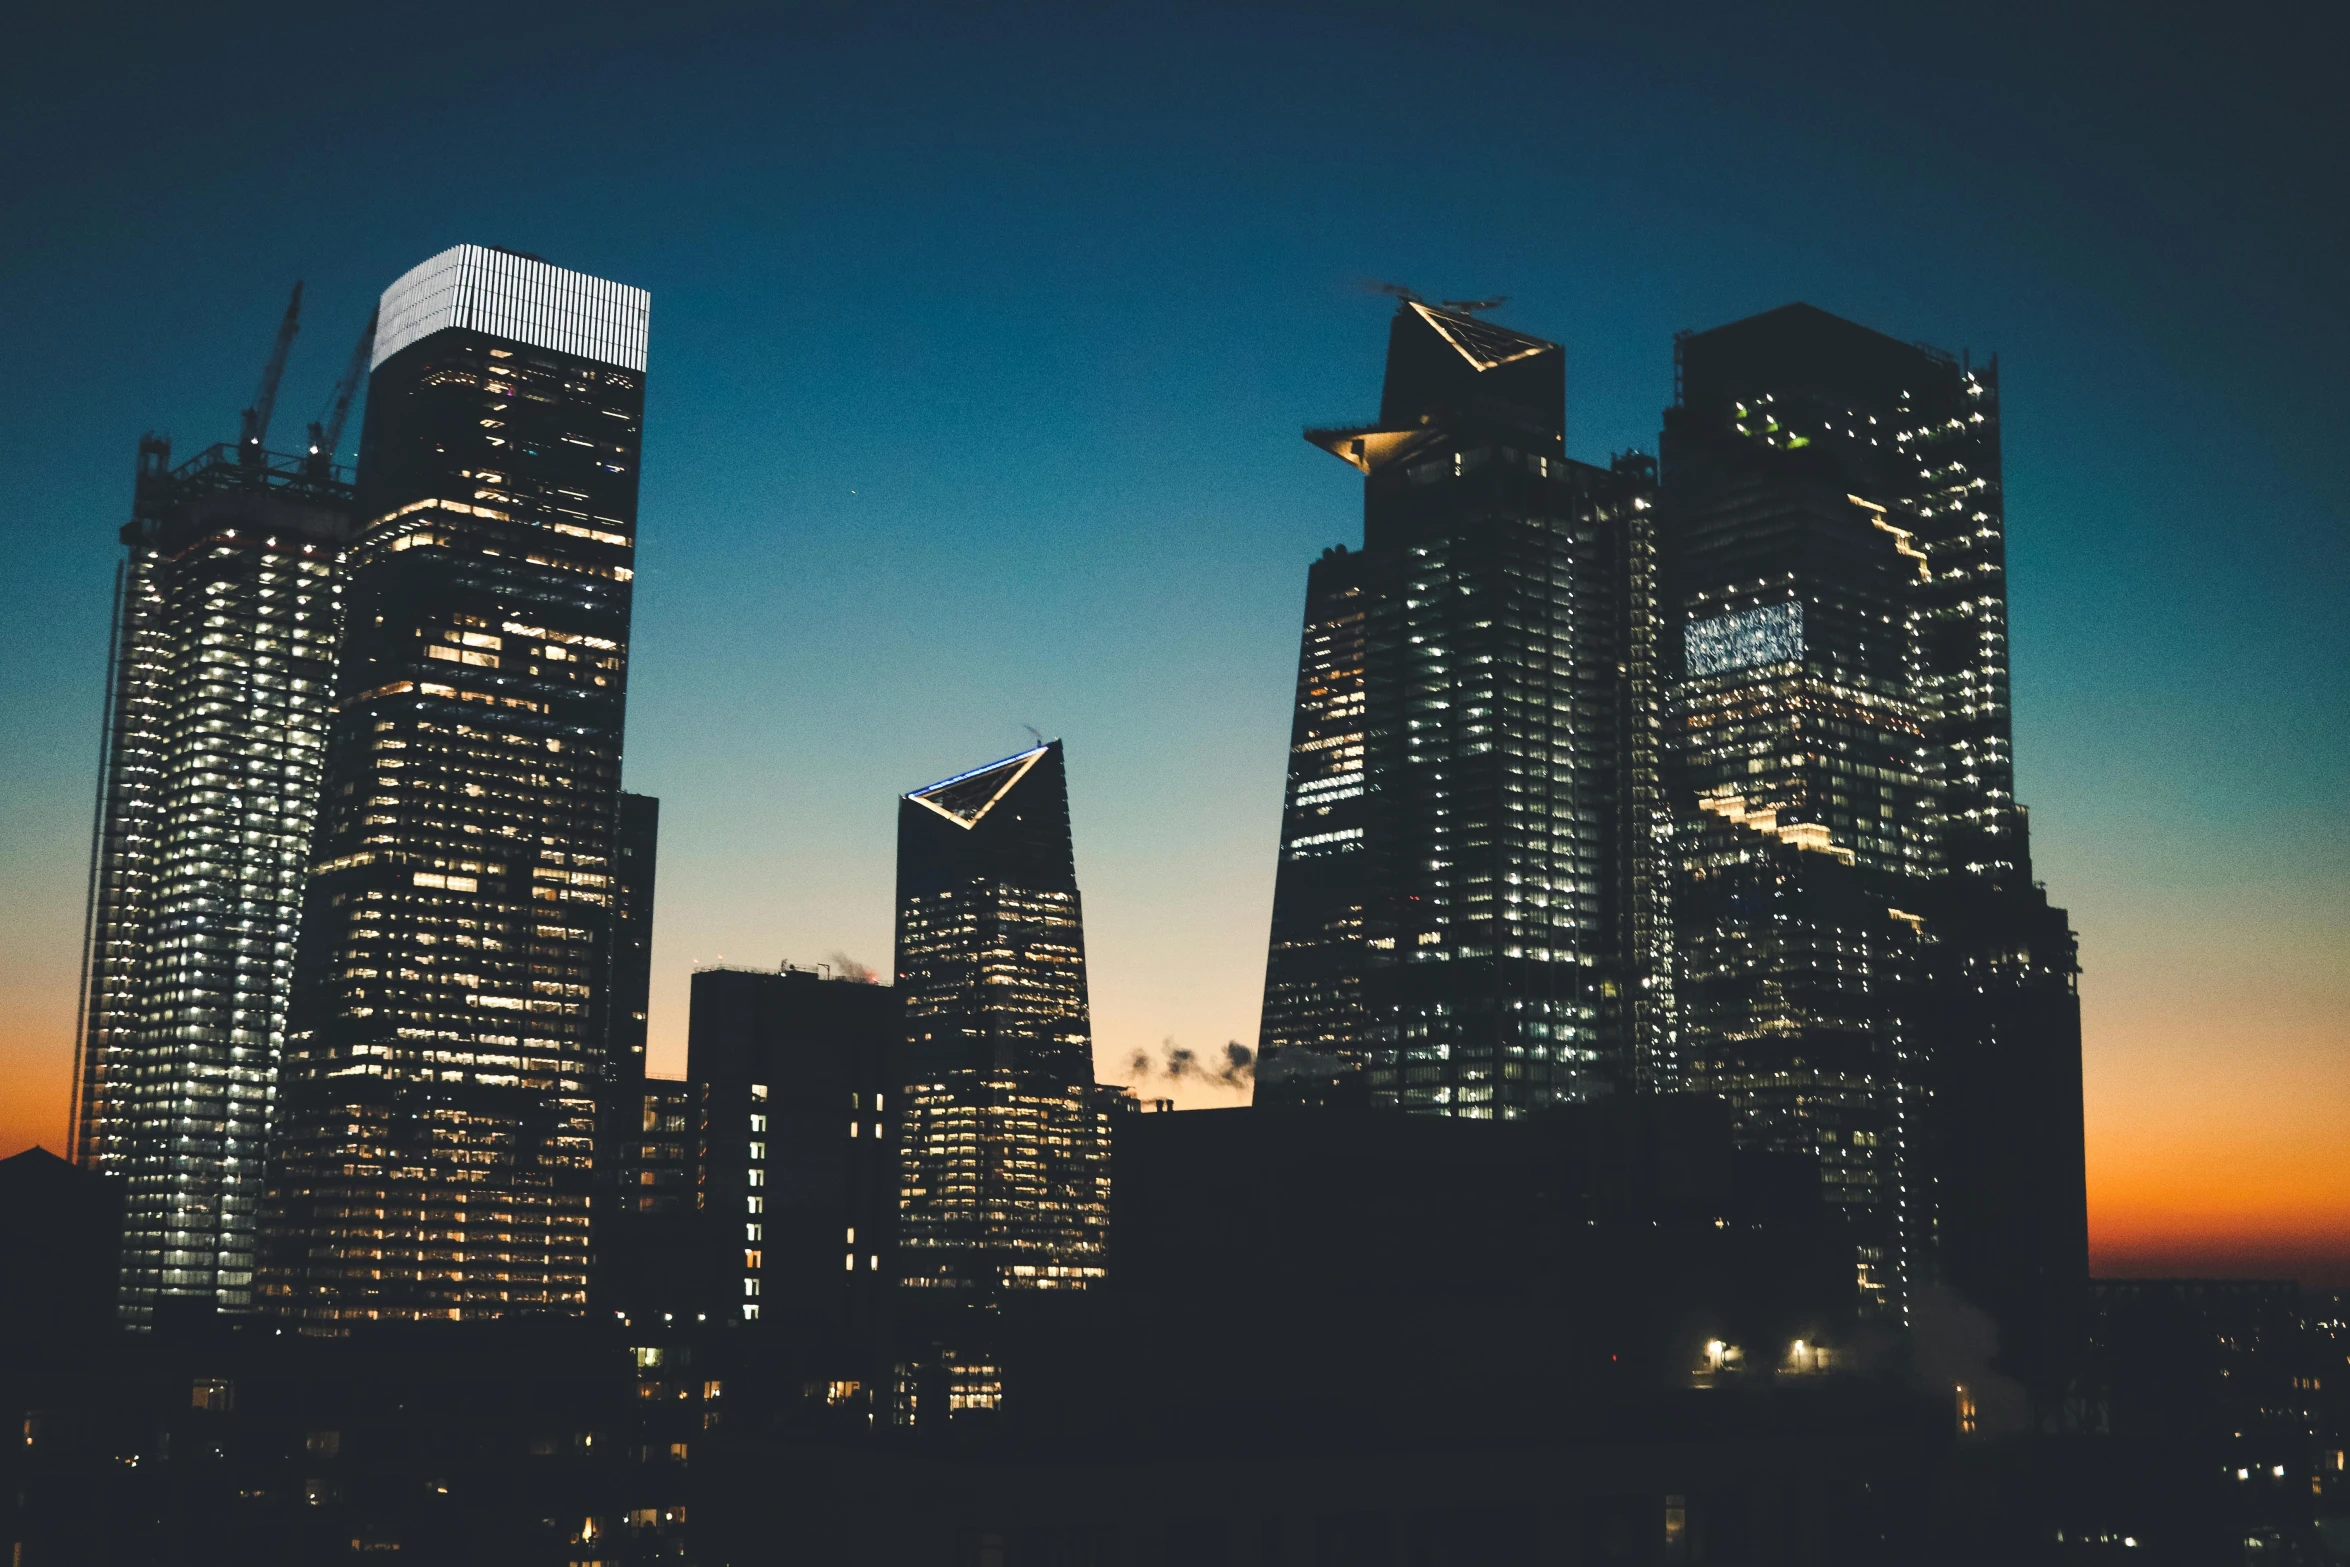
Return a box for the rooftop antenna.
[239,282,304,466]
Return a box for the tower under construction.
[73,286,369,1322]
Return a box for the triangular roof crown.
[906,745,1049,830]
[1405,301,1554,371]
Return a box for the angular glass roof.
[906,744,1048,829]
[1408,301,1554,372]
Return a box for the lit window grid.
[895,1074,1113,1293]
[1261,559,1373,1066]
[261,330,642,1325]
[898,883,1092,1076]
[1352,463,1645,1112]
[80,519,350,1318]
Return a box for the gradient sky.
[2,2,2341,1283]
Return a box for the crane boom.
[307,306,378,476]
[239,282,304,461]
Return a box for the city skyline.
[0,6,2341,1290]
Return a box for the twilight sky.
[1,2,2342,1282]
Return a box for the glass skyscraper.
[1254,545,1370,1103]
[1660,303,2087,1337]
[74,435,356,1322]
[1257,299,1662,1114]
[259,245,651,1324]
[892,741,1112,1300]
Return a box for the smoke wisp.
[1123,1037,1254,1096]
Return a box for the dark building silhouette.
[261,245,652,1324]
[592,791,661,1298]
[595,1074,708,1327]
[684,965,899,1333]
[74,385,359,1322]
[1658,304,2088,1352]
[698,1100,1956,1564]
[602,792,660,1094]
[1259,298,1665,1112]
[0,1147,123,1343]
[2,1320,699,1564]
[893,741,1115,1305]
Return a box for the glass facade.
[1254,546,1369,1101]
[892,740,1112,1296]
[1269,301,1663,1115]
[1660,303,2086,1328]
[895,742,1092,1087]
[74,438,356,1321]
[1667,305,2019,886]
[258,246,650,1324]
[894,1073,1113,1296]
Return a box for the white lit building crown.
[372,244,650,372]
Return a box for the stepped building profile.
[1256,298,1666,1112]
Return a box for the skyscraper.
[1665,304,2020,885]
[73,431,356,1322]
[896,741,1091,1087]
[1254,545,1369,1103]
[892,741,1113,1300]
[259,245,651,1324]
[1257,299,1661,1115]
[1658,447,1937,1310]
[1659,303,2087,1337]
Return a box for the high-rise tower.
[1254,546,1370,1103]
[259,245,650,1324]
[896,741,1091,1087]
[1660,303,2086,1344]
[893,741,1113,1301]
[1667,304,2020,885]
[73,431,356,1322]
[1258,299,1661,1115]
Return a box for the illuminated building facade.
[72,437,355,1322]
[1254,545,1370,1103]
[1665,303,2016,884]
[895,742,1091,1086]
[893,741,1114,1297]
[684,965,899,1329]
[896,1074,1114,1298]
[1659,439,1938,1312]
[259,245,651,1323]
[1267,298,1664,1115]
[1659,304,2087,1336]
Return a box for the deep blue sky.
[2,1,2343,1271]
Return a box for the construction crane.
[238,282,304,466]
[306,305,377,479]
